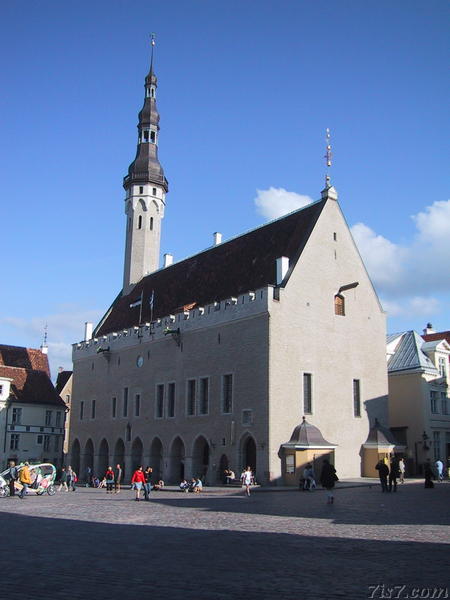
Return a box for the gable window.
[334,294,345,316]
[353,379,361,417]
[430,391,439,414]
[222,374,233,414]
[123,388,129,417]
[187,379,196,416]
[156,384,164,418]
[135,394,140,417]
[199,378,209,415]
[168,383,175,418]
[303,373,312,415]
[12,408,22,424]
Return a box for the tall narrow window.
[138,215,142,229]
[187,379,196,416]
[112,397,117,418]
[135,394,140,417]
[91,400,96,419]
[334,294,345,316]
[80,402,84,421]
[54,436,59,452]
[441,393,448,415]
[150,217,154,231]
[152,187,157,196]
[303,373,312,414]
[430,391,439,413]
[12,408,22,424]
[433,431,440,461]
[156,384,164,418]
[222,374,233,414]
[438,357,447,378]
[55,412,62,427]
[139,186,144,194]
[45,410,52,426]
[123,388,128,417]
[168,383,175,418]
[10,434,19,450]
[353,379,361,417]
[43,435,50,452]
[199,378,209,415]
[150,131,156,143]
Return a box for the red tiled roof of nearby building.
[95,198,327,336]
[422,331,450,344]
[0,345,65,407]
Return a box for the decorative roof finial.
[40,323,48,355]
[149,32,156,73]
[324,128,332,189]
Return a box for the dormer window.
[334,294,345,316]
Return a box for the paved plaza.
[1,481,449,600]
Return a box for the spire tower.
[122,35,169,292]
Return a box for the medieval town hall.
[69,48,389,485]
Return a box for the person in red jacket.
[131,466,145,501]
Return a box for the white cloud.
[380,296,440,318]
[254,187,314,220]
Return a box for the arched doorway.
[71,439,80,474]
[192,436,210,482]
[219,454,229,484]
[131,437,143,472]
[83,439,94,482]
[169,437,185,483]
[98,438,109,478]
[242,435,257,475]
[114,438,125,479]
[150,437,163,480]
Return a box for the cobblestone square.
[1,481,448,600]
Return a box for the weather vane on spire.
[151,32,156,46]
[324,128,332,188]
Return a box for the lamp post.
[414,431,430,475]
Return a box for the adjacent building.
[69,49,389,484]
[387,330,450,474]
[0,345,67,468]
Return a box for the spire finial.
[149,33,156,74]
[324,128,332,188]
[40,323,48,355]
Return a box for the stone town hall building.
[69,50,389,485]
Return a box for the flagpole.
[138,289,143,325]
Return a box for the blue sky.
[1,1,449,377]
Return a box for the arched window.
[138,215,142,230]
[334,294,345,316]
[150,217,154,231]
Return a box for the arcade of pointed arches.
[69,432,259,485]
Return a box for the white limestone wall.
[268,199,388,480]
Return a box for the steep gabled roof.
[387,331,437,374]
[0,345,65,407]
[95,198,327,336]
[55,370,73,394]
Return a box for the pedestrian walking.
[58,467,69,492]
[375,459,389,493]
[18,462,32,499]
[398,458,406,484]
[114,464,122,493]
[105,466,115,493]
[389,456,399,492]
[424,460,434,488]
[435,459,444,482]
[67,466,77,491]
[319,459,338,504]
[240,466,253,497]
[8,460,17,497]
[131,466,145,501]
[143,466,153,501]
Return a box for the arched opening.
[242,435,257,476]
[131,437,143,472]
[169,437,185,484]
[98,438,109,479]
[71,439,80,475]
[83,439,94,482]
[192,436,210,482]
[114,438,125,479]
[219,454,229,484]
[150,437,163,480]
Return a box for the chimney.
[276,256,289,285]
[213,232,222,246]
[423,323,436,335]
[84,322,93,341]
[163,253,173,267]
